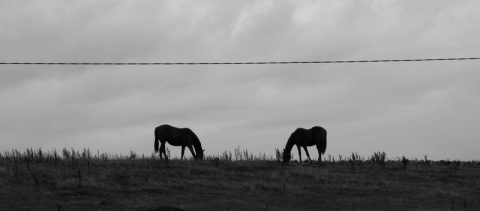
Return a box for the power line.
[1,57,479,65]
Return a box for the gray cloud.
[1,1,480,160]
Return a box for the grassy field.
[1,148,479,210]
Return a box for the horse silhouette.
[154,124,204,160]
[283,126,327,164]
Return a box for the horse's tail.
[154,128,159,153]
[319,128,327,155]
[313,126,327,155]
[154,125,172,153]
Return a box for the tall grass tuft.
[349,153,356,170]
[62,148,70,160]
[424,155,430,165]
[221,150,232,161]
[234,146,243,161]
[275,148,283,163]
[402,155,409,171]
[129,150,137,161]
[82,148,91,160]
[372,151,387,168]
[37,148,44,162]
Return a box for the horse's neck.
[193,140,202,152]
[187,131,201,149]
[284,139,295,153]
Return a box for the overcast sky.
[1,0,480,161]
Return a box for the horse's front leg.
[297,145,302,164]
[181,146,186,160]
[303,146,313,164]
[187,145,196,160]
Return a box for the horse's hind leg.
[302,146,313,164]
[160,142,168,161]
[316,145,322,164]
[159,142,164,159]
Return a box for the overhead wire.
[1,57,479,65]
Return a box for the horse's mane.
[283,129,298,154]
[185,128,203,156]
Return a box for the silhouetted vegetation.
[0,148,479,210]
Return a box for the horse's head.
[282,149,291,163]
[196,149,205,160]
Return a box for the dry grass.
[0,148,479,210]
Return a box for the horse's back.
[155,125,172,139]
[294,126,326,146]
[291,128,314,146]
[155,124,190,141]
[162,126,198,146]
[293,128,308,138]
[168,127,187,138]
[311,126,326,135]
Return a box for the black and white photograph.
[1,0,480,210]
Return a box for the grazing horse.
[283,126,327,164]
[154,124,204,160]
